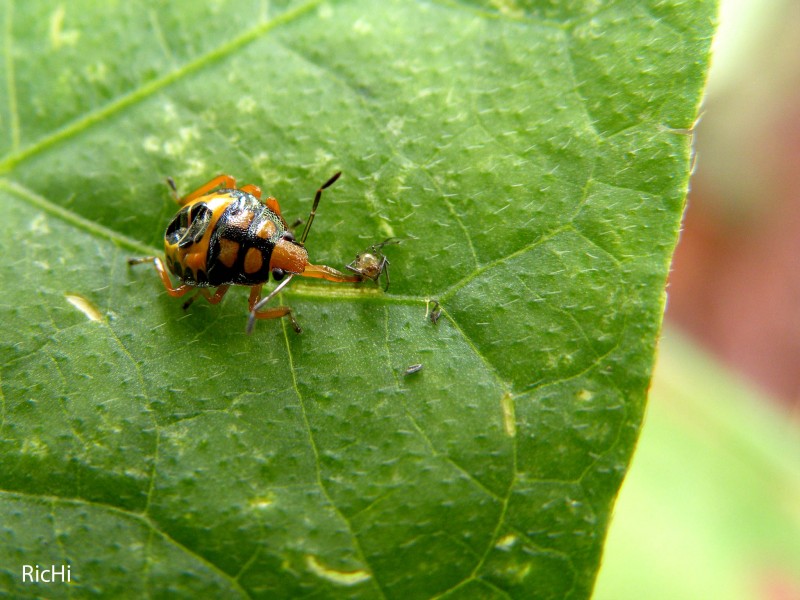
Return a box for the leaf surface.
[0,0,715,597]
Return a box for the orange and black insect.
[128,172,362,333]
[345,238,399,291]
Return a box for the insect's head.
[269,230,309,279]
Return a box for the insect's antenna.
[300,171,341,245]
[376,237,401,250]
[166,177,179,202]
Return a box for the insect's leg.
[183,285,230,310]
[128,257,192,297]
[248,284,264,311]
[246,275,301,334]
[128,257,157,266]
[250,306,300,334]
[300,171,341,244]
[204,285,230,305]
[177,174,238,206]
[241,184,262,199]
[345,263,364,277]
[301,263,362,283]
[248,277,293,314]
[182,290,202,310]
[381,257,390,291]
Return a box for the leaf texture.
[0,0,716,597]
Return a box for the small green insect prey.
[404,363,423,376]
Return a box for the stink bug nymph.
[128,172,363,333]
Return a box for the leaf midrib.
[0,0,324,172]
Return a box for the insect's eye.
[272,268,285,281]
[281,231,295,243]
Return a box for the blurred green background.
[595,0,800,597]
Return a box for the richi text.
[22,564,71,583]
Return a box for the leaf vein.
[103,321,161,518]
[1,178,159,255]
[280,318,387,599]
[3,0,20,152]
[0,0,324,171]
[421,165,481,270]
[0,488,252,599]
[440,223,572,301]
[382,306,504,502]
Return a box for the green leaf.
[0,0,715,598]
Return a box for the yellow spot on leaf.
[30,214,50,235]
[50,6,80,49]
[488,0,524,18]
[21,437,49,457]
[179,126,200,142]
[495,533,517,550]
[386,116,404,136]
[65,294,102,322]
[501,392,516,437]
[249,496,274,509]
[143,136,160,153]
[313,148,334,171]
[163,127,199,157]
[305,555,371,586]
[507,561,532,583]
[379,220,395,239]
[183,159,206,179]
[237,96,257,114]
[85,61,108,83]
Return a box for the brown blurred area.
[665,0,800,411]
